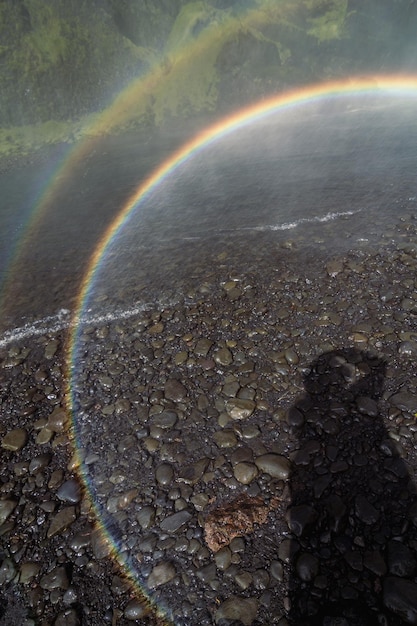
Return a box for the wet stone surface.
[1,218,417,625]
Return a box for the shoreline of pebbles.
[1,214,417,625]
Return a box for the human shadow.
[286,348,417,625]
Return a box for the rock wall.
[0,0,415,134]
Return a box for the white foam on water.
[0,301,172,349]
[240,209,363,232]
[0,309,71,349]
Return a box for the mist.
[1,2,417,626]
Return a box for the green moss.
[165,2,215,52]
[21,2,70,71]
[0,0,353,157]
[0,119,71,158]
[147,2,230,123]
[304,0,349,42]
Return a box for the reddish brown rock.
[204,494,279,552]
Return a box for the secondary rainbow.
[0,0,289,319]
[66,74,417,621]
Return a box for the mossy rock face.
[109,0,182,49]
[0,0,351,131]
[0,0,153,126]
[1,0,416,156]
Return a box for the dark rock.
[387,540,417,577]
[159,510,192,533]
[363,550,387,576]
[286,504,317,537]
[57,479,81,504]
[314,474,333,498]
[164,378,187,402]
[296,552,319,581]
[391,391,416,413]
[354,495,379,524]
[383,577,417,624]
[325,493,347,532]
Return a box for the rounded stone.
[296,552,319,581]
[226,398,256,420]
[285,505,318,537]
[213,429,238,448]
[284,349,299,365]
[164,379,187,402]
[383,577,417,623]
[1,428,28,451]
[255,453,291,479]
[0,499,18,525]
[214,546,232,571]
[47,506,77,538]
[233,462,258,485]
[214,347,233,366]
[124,599,148,620]
[0,558,17,584]
[215,596,259,625]
[147,562,176,589]
[91,529,112,559]
[40,566,70,590]
[151,411,178,429]
[57,479,81,504]
[387,540,417,577]
[270,560,284,581]
[19,562,41,584]
[156,463,174,486]
[136,506,155,530]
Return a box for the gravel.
[1,215,417,625]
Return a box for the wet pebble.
[391,391,416,413]
[159,510,192,533]
[57,479,81,504]
[286,504,317,536]
[47,506,77,538]
[151,410,178,429]
[164,378,187,401]
[19,562,41,584]
[383,577,417,624]
[44,339,59,359]
[387,540,417,577]
[0,557,16,584]
[213,429,238,448]
[215,596,259,625]
[296,552,319,581]
[233,462,258,484]
[255,453,291,479]
[178,457,209,485]
[40,566,70,591]
[214,347,233,366]
[1,428,28,451]
[91,528,112,559]
[0,499,17,525]
[147,561,176,589]
[124,599,148,620]
[354,495,379,524]
[137,506,155,530]
[214,546,232,571]
[156,463,174,486]
[226,398,256,420]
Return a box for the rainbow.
[70,74,417,326]
[65,74,417,623]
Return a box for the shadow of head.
[302,348,386,404]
